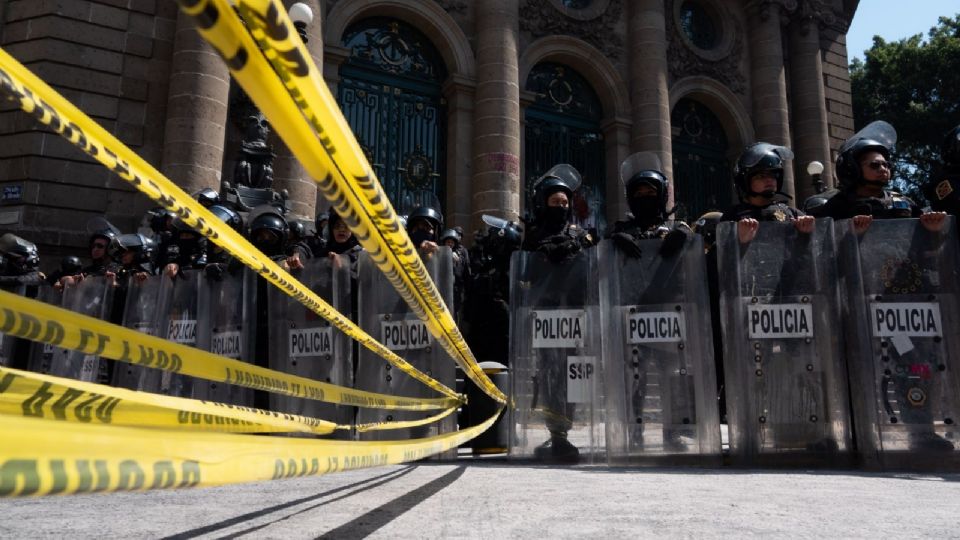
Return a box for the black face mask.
[542,206,568,228]
[410,229,434,247]
[628,196,661,225]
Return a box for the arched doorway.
[670,97,730,221]
[524,62,606,233]
[338,18,448,214]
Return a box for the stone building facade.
[0,0,858,267]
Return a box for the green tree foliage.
[850,14,960,201]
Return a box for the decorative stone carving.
[666,0,746,94]
[519,0,624,61]
[795,0,845,32]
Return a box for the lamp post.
[807,160,825,194]
[289,3,314,43]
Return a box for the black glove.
[611,232,643,258]
[538,234,579,263]
[658,229,688,258]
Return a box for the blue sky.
[846,0,959,62]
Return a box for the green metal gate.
[524,63,606,234]
[670,98,731,222]
[338,18,447,215]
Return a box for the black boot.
[534,434,580,463]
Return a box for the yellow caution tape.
[0,407,503,497]
[0,290,457,412]
[177,0,505,404]
[0,47,459,402]
[0,365,337,435]
[351,406,458,434]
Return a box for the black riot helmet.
[147,207,176,235]
[248,206,288,255]
[315,210,329,236]
[835,120,897,191]
[208,204,243,232]
[193,187,221,208]
[0,232,40,271]
[289,220,306,243]
[620,152,669,221]
[171,217,199,238]
[733,142,794,200]
[439,228,461,247]
[531,164,582,221]
[86,216,119,247]
[481,214,523,252]
[407,206,444,237]
[60,255,82,276]
[692,211,723,250]
[109,233,156,264]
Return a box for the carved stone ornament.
[433,0,468,14]
[666,0,746,94]
[795,0,846,32]
[519,0,624,61]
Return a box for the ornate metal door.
[524,63,606,234]
[338,18,447,214]
[671,98,731,222]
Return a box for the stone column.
[746,0,795,200]
[443,75,476,237]
[628,0,674,207]
[603,117,633,223]
[471,0,521,229]
[271,0,324,220]
[160,10,230,195]
[789,15,833,201]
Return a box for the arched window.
[524,62,606,233]
[670,98,730,221]
[338,18,448,214]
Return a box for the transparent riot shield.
[355,249,457,447]
[268,256,354,437]
[138,270,206,397]
[25,285,66,375]
[0,283,27,367]
[111,275,168,390]
[43,276,115,383]
[508,248,603,462]
[194,269,255,406]
[599,236,721,465]
[717,219,852,466]
[839,217,960,469]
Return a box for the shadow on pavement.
[163,466,417,539]
[314,465,466,540]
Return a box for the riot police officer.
[465,216,522,365]
[721,142,815,243]
[608,152,689,258]
[109,233,156,285]
[159,218,207,278]
[521,164,595,261]
[520,164,596,462]
[440,228,470,324]
[0,233,44,288]
[45,256,82,288]
[407,206,444,256]
[285,219,313,266]
[247,205,305,272]
[308,210,329,256]
[924,124,960,218]
[809,121,945,234]
[324,210,362,263]
[204,204,244,280]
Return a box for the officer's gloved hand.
[204,263,226,281]
[658,229,687,258]
[539,234,579,263]
[611,232,643,258]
